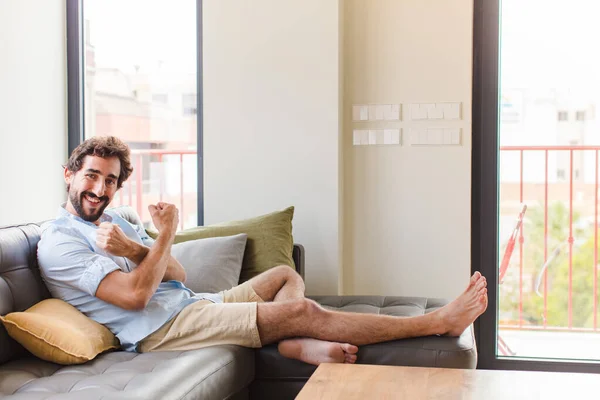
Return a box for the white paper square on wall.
[368,130,377,145]
[353,130,370,145]
[353,104,402,121]
[410,104,428,120]
[353,130,362,145]
[426,104,444,119]
[443,129,452,144]
[352,106,360,121]
[384,105,401,121]
[442,103,461,120]
[368,105,378,121]
[360,130,370,145]
[409,128,425,145]
[383,129,400,145]
[374,105,386,120]
[428,128,443,144]
[352,105,369,121]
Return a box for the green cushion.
[148,206,295,282]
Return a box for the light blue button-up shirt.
[37,205,222,352]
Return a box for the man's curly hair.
[66,136,133,189]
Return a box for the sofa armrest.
[292,244,305,279]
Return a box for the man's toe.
[341,343,358,354]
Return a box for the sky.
[501,0,600,92]
[84,0,197,75]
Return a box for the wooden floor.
[296,363,600,399]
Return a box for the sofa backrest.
[0,223,50,365]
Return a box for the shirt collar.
[57,203,113,226]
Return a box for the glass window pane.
[498,0,600,361]
[83,0,198,229]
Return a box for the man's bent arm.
[163,257,186,282]
[96,232,174,310]
[126,242,186,283]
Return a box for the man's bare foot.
[277,338,359,366]
[438,271,488,336]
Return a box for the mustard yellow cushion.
[0,298,120,365]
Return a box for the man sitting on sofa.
[38,136,488,366]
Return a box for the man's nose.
[91,180,106,197]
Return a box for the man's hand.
[96,203,182,311]
[97,222,135,258]
[148,202,179,236]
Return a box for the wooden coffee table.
[296,363,600,399]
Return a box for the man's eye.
[86,174,96,179]
[107,180,115,186]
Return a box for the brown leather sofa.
[0,208,477,399]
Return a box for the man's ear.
[64,167,73,186]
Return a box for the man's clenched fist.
[148,202,179,235]
[96,222,134,258]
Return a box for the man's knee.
[290,297,322,319]
[271,264,301,282]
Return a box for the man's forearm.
[125,241,149,265]
[126,241,186,282]
[129,233,173,302]
[163,257,186,282]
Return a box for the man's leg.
[243,265,358,364]
[244,265,306,302]
[256,272,488,346]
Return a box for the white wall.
[203,0,342,294]
[0,0,67,225]
[203,0,474,298]
[343,0,473,299]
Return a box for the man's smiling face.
[64,155,121,224]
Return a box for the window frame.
[473,0,600,373]
[66,0,204,226]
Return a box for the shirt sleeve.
[38,226,121,297]
[132,222,155,247]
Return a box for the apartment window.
[576,111,586,121]
[474,0,600,374]
[67,0,203,227]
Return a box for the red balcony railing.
[109,149,198,230]
[109,146,598,334]
[499,145,600,334]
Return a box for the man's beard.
[69,190,109,222]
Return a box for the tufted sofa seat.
[1,346,254,400]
